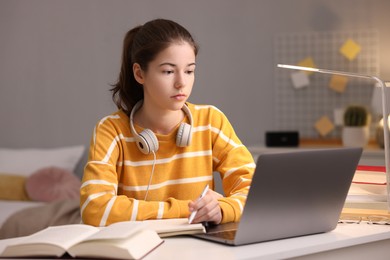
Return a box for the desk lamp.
[277,64,390,211]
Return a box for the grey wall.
[1,0,389,148]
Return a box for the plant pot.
[375,117,390,149]
[342,126,370,147]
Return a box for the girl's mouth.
[172,94,186,100]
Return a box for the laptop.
[193,147,362,246]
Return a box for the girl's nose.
[175,73,186,88]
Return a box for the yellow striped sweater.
[80,103,255,226]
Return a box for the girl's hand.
[188,190,223,224]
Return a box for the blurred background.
[1,0,389,148]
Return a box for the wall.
[1,0,389,148]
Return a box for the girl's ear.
[133,63,145,84]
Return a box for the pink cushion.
[25,167,81,202]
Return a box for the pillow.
[25,167,81,202]
[0,174,30,201]
[0,146,85,177]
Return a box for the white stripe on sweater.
[194,104,222,113]
[99,114,121,126]
[99,196,117,227]
[233,198,243,213]
[157,202,164,219]
[193,124,242,148]
[224,162,256,179]
[119,175,213,192]
[119,150,213,167]
[80,191,113,217]
[130,200,139,221]
[94,115,121,145]
[102,134,136,163]
[81,179,118,191]
[87,160,112,166]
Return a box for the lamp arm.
[278,64,390,211]
[373,77,390,207]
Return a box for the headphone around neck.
[129,100,193,154]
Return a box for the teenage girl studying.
[80,19,255,227]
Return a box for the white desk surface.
[145,224,390,260]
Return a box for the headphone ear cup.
[176,123,192,147]
[136,129,159,154]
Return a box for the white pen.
[188,184,209,224]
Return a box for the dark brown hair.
[111,19,199,114]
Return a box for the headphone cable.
[144,151,156,201]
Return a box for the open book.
[0,222,163,259]
[141,218,206,237]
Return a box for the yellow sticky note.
[329,75,348,93]
[297,57,316,75]
[339,39,361,61]
[314,115,335,137]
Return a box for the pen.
[188,184,209,224]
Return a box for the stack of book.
[346,165,387,206]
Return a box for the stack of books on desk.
[347,165,387,204]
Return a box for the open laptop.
[193,147,362,246]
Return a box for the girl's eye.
[163,70,174,75]
[186,70,194,75]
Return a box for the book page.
[353,170,386,185]
[14,224,98,249]
[83,221,146,241]
[0,237,24,255]
[142,218,205,235]
[68,229,163,260]
[1,225,99,258]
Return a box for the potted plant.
[342,105,371,147]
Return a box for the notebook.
[193,147,362,246]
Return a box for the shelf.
[247,139,385,166]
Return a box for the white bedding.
[0,200,44,228]
[0,145,86,229]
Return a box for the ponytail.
[111,26,143,114]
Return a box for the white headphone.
[129,100,193,154]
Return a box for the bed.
[0,145,87,239]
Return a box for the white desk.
[145,224,390,260]
[154,144,389,259]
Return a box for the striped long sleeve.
[80,103,255,226]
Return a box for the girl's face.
[135,42,196,112]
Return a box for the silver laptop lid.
[233,147,362,245]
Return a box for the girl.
[80,19,255,227]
